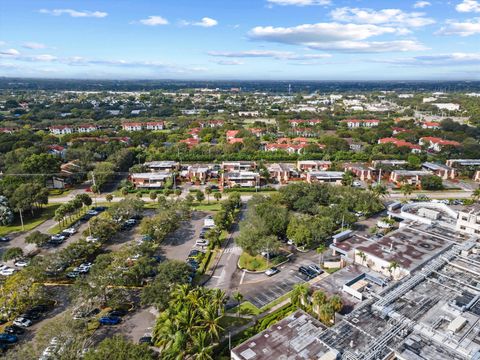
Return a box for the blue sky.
[0,0,479,80]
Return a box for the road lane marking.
[240,270,246,285]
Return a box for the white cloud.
[380,53,480,66]
[0,49,20,56]
[248,21,429,53]
[22,42,47,49]
[180,17,218,27]
[456,0,480,13]
[212,59,244,65]
[39,9,108,18]
[249,23,398,44]
[139,16,169,26]
[194,17,218,27]
[330,7,435,27]
[414,1,431,8]
[308,40,427,52]
[437,18,480,36]
[29,54,57,62]
[267,0,331,6]
[208,49,332,60]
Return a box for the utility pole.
[18,208,24,231]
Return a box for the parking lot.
[233,249,324,309]
[162,211,209,261]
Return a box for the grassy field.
[238,252,269,272]
[219,315,251,329]
[0,204,60,237]
[192,202,222,212]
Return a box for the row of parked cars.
[66,262,93,279]
[298,264,324,279]
[0,302,55,352]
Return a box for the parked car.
[298,266,316,278]
[0,237,10,242]
[265,267,279,276]
[86,210,99,216]
[108,309,128,317]
[0,268,15,276]
[63,227,77,235]
[0,334,18,344]
[4,325,24,335]
[66,271,80,279]
[73,308,100,320]
[186,259,199,270]
[13,317,32,328]
[94,206,107,212]
[138,336,153,345]
[99,316,121,325]
[0,264,8,271]
[195,239,209,247]
[14,259,29,267]
[188,250,202,259]
[308,264,323,275]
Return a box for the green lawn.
[219,315,251,329]
[228,301,261,316]
[238,253,269,272]
[192,202,222,211]
[0,204,60,237]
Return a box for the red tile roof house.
[179,138,200,148]
[228,138,244,144]
[378,137,422,153]
[287,119,322,127]
[419,137,461,152]
[392,127,412,135]
[226,130,240,140]
[186,164,211,184]
[421,122,441,130]
[49,125,74,135]
[187,128,201,139]
[47,145,66,158]
[389,170,433,187]
[200,120,224,128]
[342,119,380,128]
[343,163,376,181]
[145,121,165,130]
[77,124,98,133]
[297,160,332,172]
[121,122,143,131]
[248,128,265,137]
[265,143,316,154]
[267,163,297,184]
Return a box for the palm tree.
[472,187,480,202]
[200,304,223,340]
[205,187,212,204]
[316,244,326,267]
[232,292,243,317]
[400,183,414,199]
[357,250,367,266]
[388,261,398,279]
[214,192,222,202]
[329,295,343,313]
[290,283,310,308]
[371,184,388,199]
[312,290,327,317]
[191,331,214,360]
[319,304,334,325]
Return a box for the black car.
[139,336,153,345]
[298,266,316,278]
[94,206,107,212]
[108,309,128,317]
[187,259,199,270]
[4,325,24,335]
[22,310,41,320]
[0,236,10,242]
[188,250,201,259]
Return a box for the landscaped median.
[238,250,292,272]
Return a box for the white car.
[265,267,280,276]
[14,259,29,267]
[0,264,9,271]
[0,268,15,276]
[86,236,99,243]
[63,227,77,235]
[13,317,32,327]
[195,239,209,247]
[87,210,99,216]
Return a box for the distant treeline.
[1,77,480,93]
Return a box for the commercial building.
[130,172,171,188]
[306,171,344,184]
